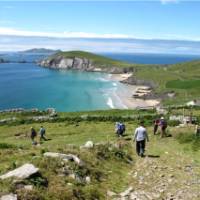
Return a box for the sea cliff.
[38,51,135,74]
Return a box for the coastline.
[107,73,160,109]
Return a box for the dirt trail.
[109,154,200,200]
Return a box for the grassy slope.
[0,110,200,199]
[135,60,200,105]
[52,51,141,68]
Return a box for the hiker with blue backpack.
[115,122,126,137]
[133,121,149,157]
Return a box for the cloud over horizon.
[0,27,134,39]
[1,34,200,55]
[0,26,200,42]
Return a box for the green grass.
[175,132,200,151]
[0,110,200,199]
[135,60,200,105]
[0,117,136,199]
[166,79,200,89]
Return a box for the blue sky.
[0,1,200,54]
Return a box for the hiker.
[195,124,200,137]
[159,117,167,138]
[153,118,160,135]
[39,126,47,141]
[133,121,149,157]
[30,127,37,145]
[115,122,125,137]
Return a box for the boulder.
[0,164,39,180]
[81,141,94,149]
[43,152,83,166]
[0,194,17,200]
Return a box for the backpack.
[119,123,126,133]
[161,120,167,128]
[31,129,37,137]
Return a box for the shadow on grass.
[146,154,160,158]
[124,137,132,141]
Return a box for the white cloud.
[160,0,179,4]
[1,34,200,55]
[0,26,200,42]
[0,27,134,39]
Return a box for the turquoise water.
[0,62,122,111]
[1,52,200,111]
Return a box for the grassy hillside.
[52,51,140,68]
[135,60,200,105]
[0,110,200,199]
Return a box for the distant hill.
[52,51,135,67]
[39,50,140,73]
[20,48,61,54]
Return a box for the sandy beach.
[108,73,160,109]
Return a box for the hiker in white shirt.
[133,121,149,157]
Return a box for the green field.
[0,110,200,199]
[135,60,200,105]
[166,79,200,89]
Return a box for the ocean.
[0,52,199,111]
[101,52,200,65]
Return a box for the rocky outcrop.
[0,164,39,180]
[0,58,6,63]
[121,76,156,88]
[39,56,93,70]
[39,56,134,74]
[43,152,84,166]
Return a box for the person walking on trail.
[39,126,47,141]
[30,127,37,145]
[195,124,200,137]
[115,122,125,137]
[159,117,167,138]
[153,118,160,135]
[133,121,149,157]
